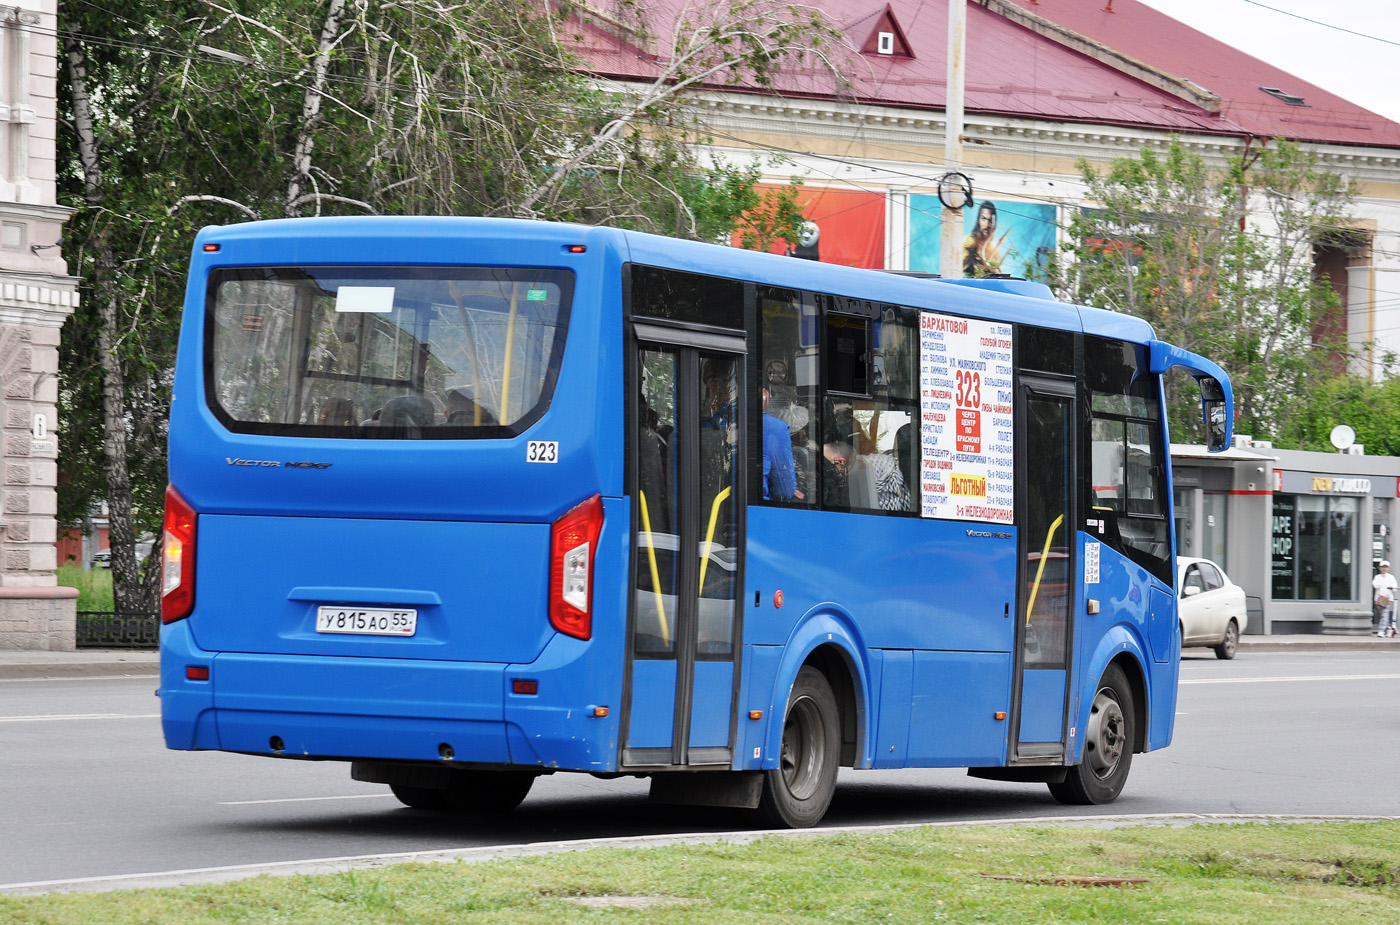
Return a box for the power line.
[1238,0,1400,49]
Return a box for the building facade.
[572,0,1400,377]
[0,0,78,649]
[1173,441,1400,634]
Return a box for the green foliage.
[732,175,807,252]
[1278,374,1400,455]
[1049,137,1357,446]
[56,0,841,594]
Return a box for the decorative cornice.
[0,272,79,327]
[679,90,1400,185]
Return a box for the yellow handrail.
[449,283,484,425]
[1026,513,1065,624]
[500,283,520,421]
[698,486,732,594]
[637,491,671,647]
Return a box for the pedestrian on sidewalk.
[1374,560,1398,637]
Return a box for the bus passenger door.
[624,331,744,768]
[1011,381,1076,761]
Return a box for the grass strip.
[55,563,115,612]
[2,821,1398,923]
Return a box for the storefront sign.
[1312,477,1371,494]
[1271,495,1296,599]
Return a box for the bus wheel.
[1213,620,1240,660]
[757,666,839,828]
[1048,664,1134,805]
[443,771,537,813]
[390,784,449,810]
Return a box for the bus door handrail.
[637,490,671,647]
[1026,513,1065,624]
[698,486,732,594]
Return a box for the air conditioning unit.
[1232,434,1253,448]
[1252,440,1273,449]
[1344,444,1365,455]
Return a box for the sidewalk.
[0,648,160,680]
[1,634,1398,680]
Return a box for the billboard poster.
[738,186,886,269]
[919,310,1014,523]
[908,197,1057,279]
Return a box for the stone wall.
[0,585,77,649]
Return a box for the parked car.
[1177,556,1248,659]
[90,537,155,570]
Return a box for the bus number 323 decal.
[527,441,559,463]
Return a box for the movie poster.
[908,197,1057,279]
[737,186,886,269]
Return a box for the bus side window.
[758,287,818,507]
[1086,336,1171,583]
[817,299,919,516]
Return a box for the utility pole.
[940,0,967,278]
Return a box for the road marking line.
[219,794,394,806]
[0,713,160,723]
[1181,674,1400,685]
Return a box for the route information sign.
[919,311,1014,523]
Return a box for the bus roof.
[192,216,1158,345]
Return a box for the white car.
[1177,556,1248,660]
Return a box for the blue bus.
[159,216,1232,827]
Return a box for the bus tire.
[1048,663,1134,805]
[390,784,449,810]
[1213,620,1239,660]
[757,666,839,828]
[442,770,536,813]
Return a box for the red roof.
[568,0,1400,148]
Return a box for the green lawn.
[3,821,1398,923]
[55,562,114,611]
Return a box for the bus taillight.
[161,485,197,624]
[549,494,603,640]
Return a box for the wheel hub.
[1084,688,1126,779]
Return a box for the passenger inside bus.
[444,386,499,426]
[761,387,799,501]
[317,397,356,427]
[373,395,435,434]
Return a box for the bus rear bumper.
[158,621,618,771]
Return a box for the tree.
[1050,137,1356,445]
[57,0,844,610]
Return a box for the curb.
[0,655,159,681]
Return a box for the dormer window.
[860,5,913,58]
[1260,86,1307,107]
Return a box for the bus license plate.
[315,606,417,637]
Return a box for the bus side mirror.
[1204,399,1227,451]
[1198,376,1227,452]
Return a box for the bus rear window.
[206,267,572,438]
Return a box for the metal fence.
[76,611,159,648]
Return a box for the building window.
[1271,494,1357,601]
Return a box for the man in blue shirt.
[762,387,799,501]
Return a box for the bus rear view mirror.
[1196,377,1228,452]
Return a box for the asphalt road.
[2,649,1397,892]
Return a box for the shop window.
[1271,494,1356,601]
